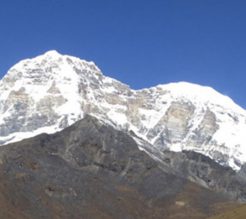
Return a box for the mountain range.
[0,51,246,219]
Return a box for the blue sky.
[1,0,246,108]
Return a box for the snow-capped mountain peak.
[1,51,246,171]
[156,81,245,114]
[43,49,62,57]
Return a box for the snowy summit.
[0,51,246,171]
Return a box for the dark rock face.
[0,115,243,219]
[140,140,246,202]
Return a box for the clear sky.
[1,0,246,108]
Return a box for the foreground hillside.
[208,205,246,219]
[0,115,245,219]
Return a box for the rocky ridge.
[0,115,244,219]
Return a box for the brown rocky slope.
[0,115,245,219]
